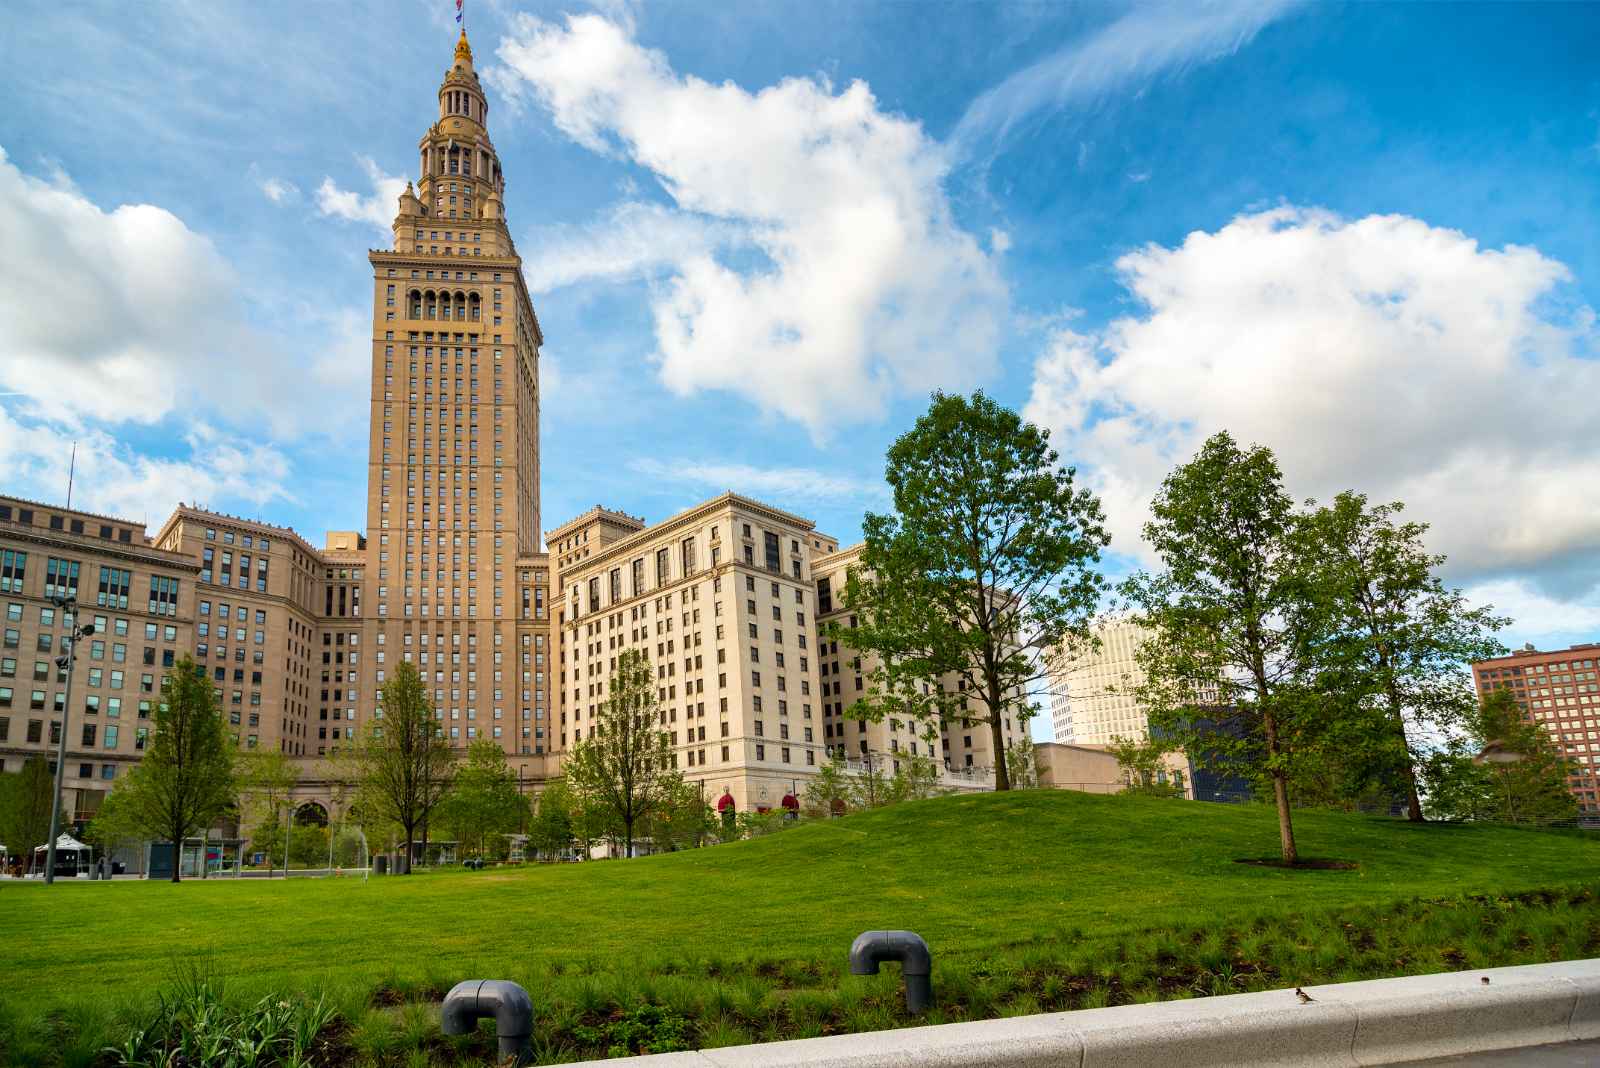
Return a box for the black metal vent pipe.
[850,930,933,1013]
[441,979,534,1065]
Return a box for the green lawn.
[4,790,1600,1065]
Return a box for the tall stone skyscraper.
[361,30,548,761]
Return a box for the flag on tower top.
[455,0,463,24]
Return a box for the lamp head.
[54,655,69,670]
[80,624,95,636]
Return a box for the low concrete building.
[1034,741,1192,798]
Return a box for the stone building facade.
[0,30,1031,827]
[0,496,198,823]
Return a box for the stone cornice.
[557,493,818,581]
[0,523,199,573]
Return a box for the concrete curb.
[563,960,1600,1067]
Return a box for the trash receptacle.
[374,855,389,875]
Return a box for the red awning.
[716,793,736,811]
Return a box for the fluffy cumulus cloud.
[496,13,1008,435]
[1023,206,1600,613]
[0,145,316,430]
[315,155,407,234]
[0,406,295,526]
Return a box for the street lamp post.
[44,597,94,885]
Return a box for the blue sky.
[2,1,1598,668]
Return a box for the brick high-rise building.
[1471,643,1600,814]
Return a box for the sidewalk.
[1396,1039,1600,1065]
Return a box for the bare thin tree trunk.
[1261,708,1298,865]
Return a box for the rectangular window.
[149,576,179,617]
[0,550,25,594]
[97,566,132,609]
[45,556,81,599]
[763,531,780,572]
[681,537,696,576]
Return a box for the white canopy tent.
[34,834,93,877]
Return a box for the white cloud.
[1465,579,1600,648]
[0,406,294,527]
[497,13,1007,436]
[315,155,406,234]
[629,457,886,506]
[521,200,738,293]
[259,176,299,203]
[1024,207,1600,609]
[1127,170,1151,183]
[950,1,1296,157]
[0,145,316,431]
[989,228,1013,254]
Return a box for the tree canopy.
[347,660,454,873]
[835,391,1109,790]
[436,738,528,859]
[563,649,676,857]
[1295,492,1508,820]
[1123,432,1328,863]
[112,656,237,881]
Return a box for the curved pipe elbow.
[441,979,534,1063]
[849,930,932,976]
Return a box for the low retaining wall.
[568,959,1600,1067]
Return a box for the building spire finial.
[454,27,472,65]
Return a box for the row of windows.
[0,504,137,544]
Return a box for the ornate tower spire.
[391,30,511,251]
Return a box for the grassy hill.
[4,790,1599,1064]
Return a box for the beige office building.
[1048,620,1153,746]
[548,495,839,813]
[813,544,1024,786]
[0,496,198,824]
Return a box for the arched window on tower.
[469,293,481,322]
[410,290,423,319]
[455,291,468,320]
[424,290,438,320]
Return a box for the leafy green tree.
[890,746,947,802]
[802,754,854,817]
[236,750,299,862]
[83,784,146,865]
[564,650,676,858]
[1004,733,1040,789]
[437,738,528,859]
[1422,689,1578,823]
[1123,432,1331,864]
[528,780,577,859]
[847,755,894,809]
[642,774,713,852]
[0,756,55,874]
[349,660,455,873]
[834,391,1110,790]
[113,656,238,881]
[1106,736,1185,798]
[1296,493,1509,821]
